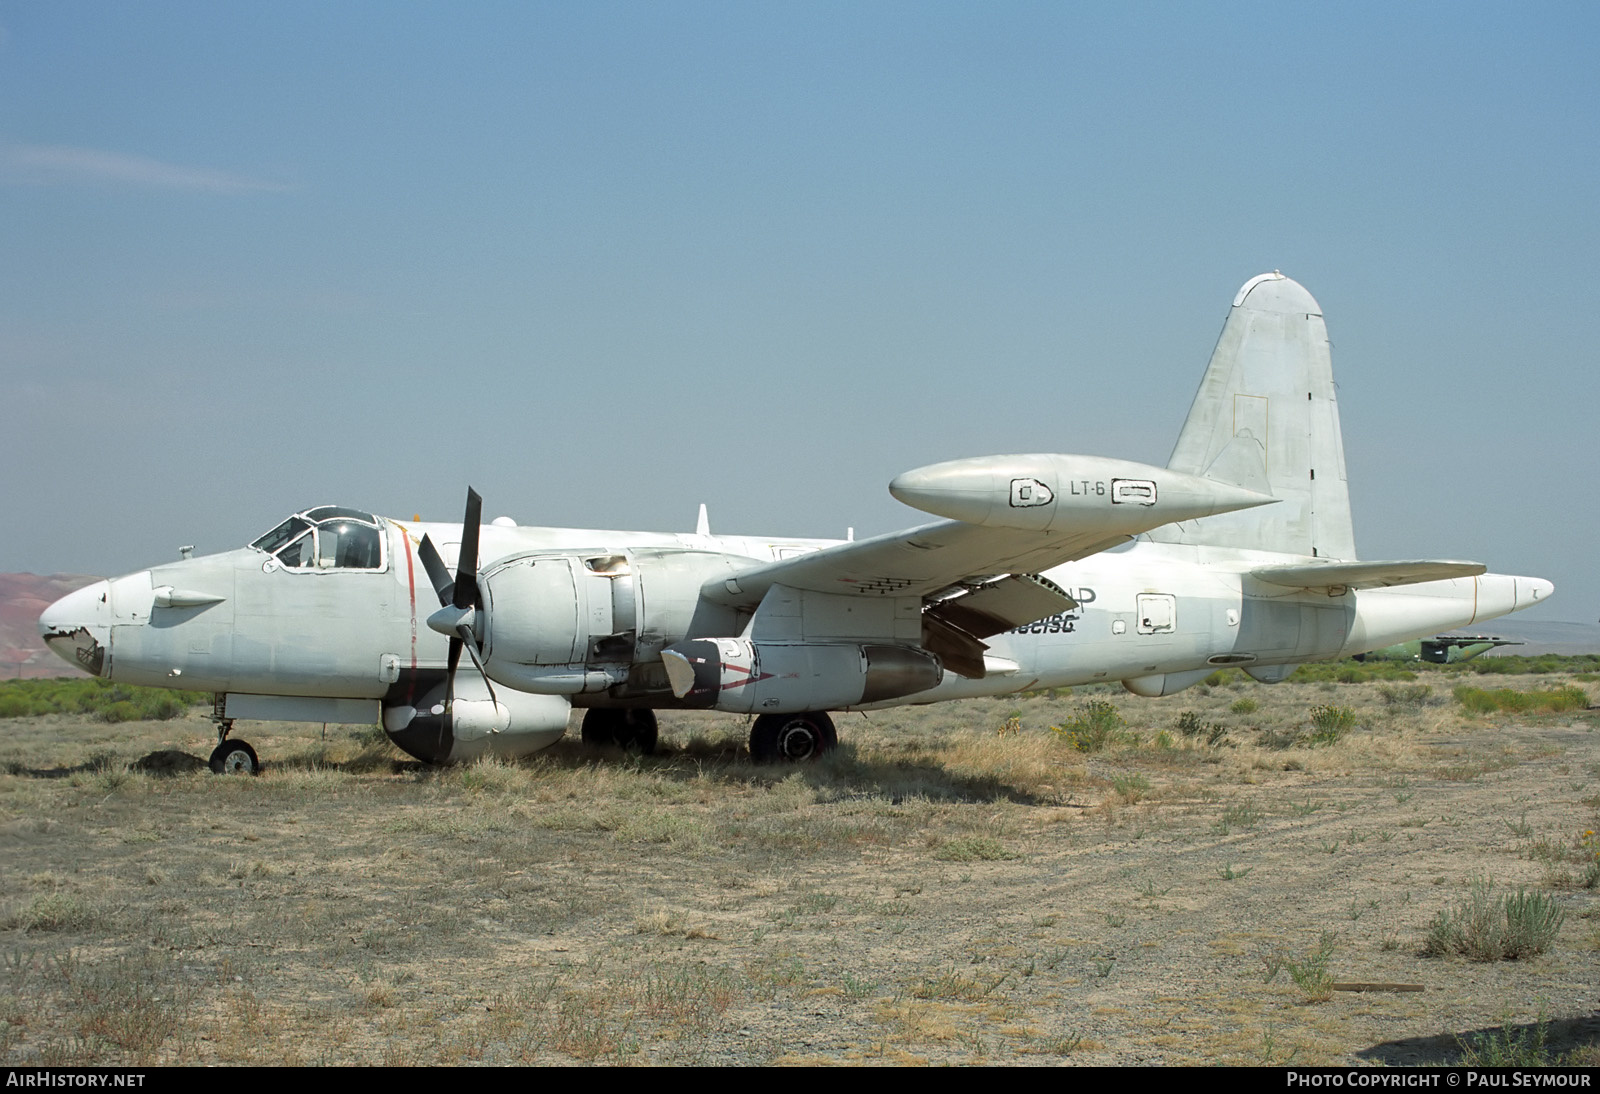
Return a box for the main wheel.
[749,712,836,763]
[580,708,658,755]
[209,738,260,775]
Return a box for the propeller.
[418,488,498,734]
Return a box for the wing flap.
[1251,559,1485,591]
[920,613,990,680]
[926,574,1077,640]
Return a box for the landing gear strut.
[208,702,259,775]
[749,711,836,763]
[580,708,658,754]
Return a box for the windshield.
[251,517,311,554]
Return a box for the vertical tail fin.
[1149,272,1356,559]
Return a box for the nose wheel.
[209,718,260,775]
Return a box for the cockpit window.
[303,506,377,523]
[251,517,311,555]
[275,531,314,569]
[251,508,386,572]
[315,521,382,569]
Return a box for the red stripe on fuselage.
[397,524,418,704]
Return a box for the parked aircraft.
[39,272,1552,772]
[1353,634,1524,664]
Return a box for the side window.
[275,532,313,569]
[315,522,383,570]
[252,517,310,555]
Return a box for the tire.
[209,738,260,775]
[749,711,836,763]
[580,708,658,755]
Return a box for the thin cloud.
[0,142,292,193]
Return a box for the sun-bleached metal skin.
[39,273,1554,766]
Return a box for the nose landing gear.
[208,702,260,775]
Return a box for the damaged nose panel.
[38,579,112,677]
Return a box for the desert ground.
[2,673,1597,1066]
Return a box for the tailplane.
[1151,272,1356,559]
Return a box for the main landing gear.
[581,708,659,754]
[208,710,260,776]
[749,711,836,763]
[578,707,838,763]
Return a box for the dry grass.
[1,675,1597,1065]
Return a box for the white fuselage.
[892,539,1546,702]
[42,519,1548,707]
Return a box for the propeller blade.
[417,534,455,607]
[443,634,462,755]
[446,633,462,680]
[457,625,500,711]
[437,487,498,745]
[453,487,483,610]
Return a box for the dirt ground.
[1,676,1597,1066]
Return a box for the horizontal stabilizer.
[1251,559,1486,591]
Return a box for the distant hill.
[0,573,101,678]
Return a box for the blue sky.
[1,2,1594,619]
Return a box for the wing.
[701,453,1277,677]
[706,517,1124,605]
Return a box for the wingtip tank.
[889,454,1276,535]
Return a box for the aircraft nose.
[38,579,112,677]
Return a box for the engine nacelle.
[660,639,941,713]
[383,675,571,763]
[479,554,594,666]
[470,548,747,696]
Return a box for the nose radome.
[38,579,112,676]
[38,580,111,637]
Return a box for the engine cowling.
[660,638,942,713]
[466,548,749,696]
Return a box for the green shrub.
[1468,654,1600,676]
[1377,683,1433,707]
[1050,700,1125,752]
[0,678,206,722]
[1289,662,1416,683]
[1175,709,1228,745]
[1307,705,1357,745]
[1423,877,1565,961]
[1453,685,1589,715]
[1455,1016,1561,1067]
[1262,930,1337,1002]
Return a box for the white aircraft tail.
[1150,272,1357,559]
